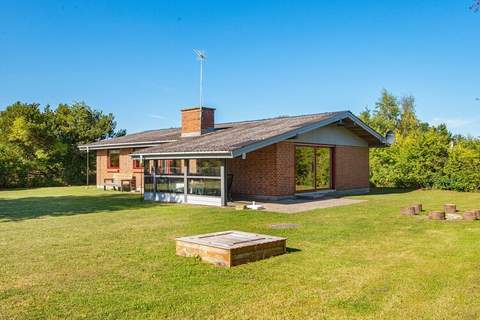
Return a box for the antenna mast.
[193,49,206,107]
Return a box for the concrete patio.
[229,197,367,213]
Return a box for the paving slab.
[230,197,366,213]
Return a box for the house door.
[295,145,333,192]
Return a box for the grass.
[1,187,480,319]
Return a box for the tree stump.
[401,206,416,215]
[429,211,446,220]
[412,204,422,214]
[444,204,457,214]
[472,209,480,219]
[463,211,478,221]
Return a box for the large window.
[144,175,155,193]
[108,150,120,169]
[295,145,332,192]
[158,160,184,175]
[315,148,331,189]
[188,178,221,196]
[143,158,223,199]
[156,177,184,193]
[188,159,221,177]
[295,146,315,191]
[145,160,157,175]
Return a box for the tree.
[398,95,418,136]
[0,102,59,186]
[0,101,124,187]
[369,89,400,134]
[361,90,480,192]
[443,138,480,191]
[50,102,121,185]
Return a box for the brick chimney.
[181,107,215,137]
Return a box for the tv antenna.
[193,49,206,107]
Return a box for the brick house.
[80,107,387,206]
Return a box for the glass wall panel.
[295,146,315,191]
[188,159,221,177]
[157,159,184,175]
[188,178,221,196]
[144,175,155,193]
[295,145,332,192]
[156,177,184,193]
[145,160,157,175]
[315,148,331,189]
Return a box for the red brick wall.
[227,143,369,197]
[201,109,214,132]
[227,142,295,197]
[181,107,215,135]
[96,148,144,191]
[93,144,369,195]
[334,146,369,190]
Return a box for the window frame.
[107,149,120,171]
[294,144,334,192]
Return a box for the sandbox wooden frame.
[176,230,287,267]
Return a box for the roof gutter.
[78,140,177,151]
[130,151,234,160]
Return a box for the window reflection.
[188,159,221,176]
[188,178,221,196]
[108,150,120,168]
[158,160,184,175]
[156,177,184,193]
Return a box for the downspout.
[140,155,144,200]
[86,146,89,188]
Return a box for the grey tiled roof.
[80,128,180,147]
[81,110,385,154]
[134,112,343,154]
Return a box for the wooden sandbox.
[176,231,287,267]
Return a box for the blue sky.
[1,0,479,136]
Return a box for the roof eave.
[131,151,234,160]
[78,140,177,151]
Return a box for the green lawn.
[1,187,480,319]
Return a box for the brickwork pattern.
[334,146,369,190]
[227,142,295,197]
[181,108,215,135]
[96,148,143,191]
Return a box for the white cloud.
[149,114,165,120]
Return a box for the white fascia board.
[345,111,386,144]
[131,151,233,160]
[78,140,176,151]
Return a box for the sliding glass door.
[295,145,332,192]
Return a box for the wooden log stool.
[463,211,478,221]
[472,209,480,219]
[401,206,416,215]
[429,211,446,220]
[412,204,422,214]
[444,204,457,214]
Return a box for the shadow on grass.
[368,187,417,195]
[0,193,159,222]
[286,247,301,253]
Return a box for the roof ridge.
[216,110,347,127]
[112,111,349,135]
